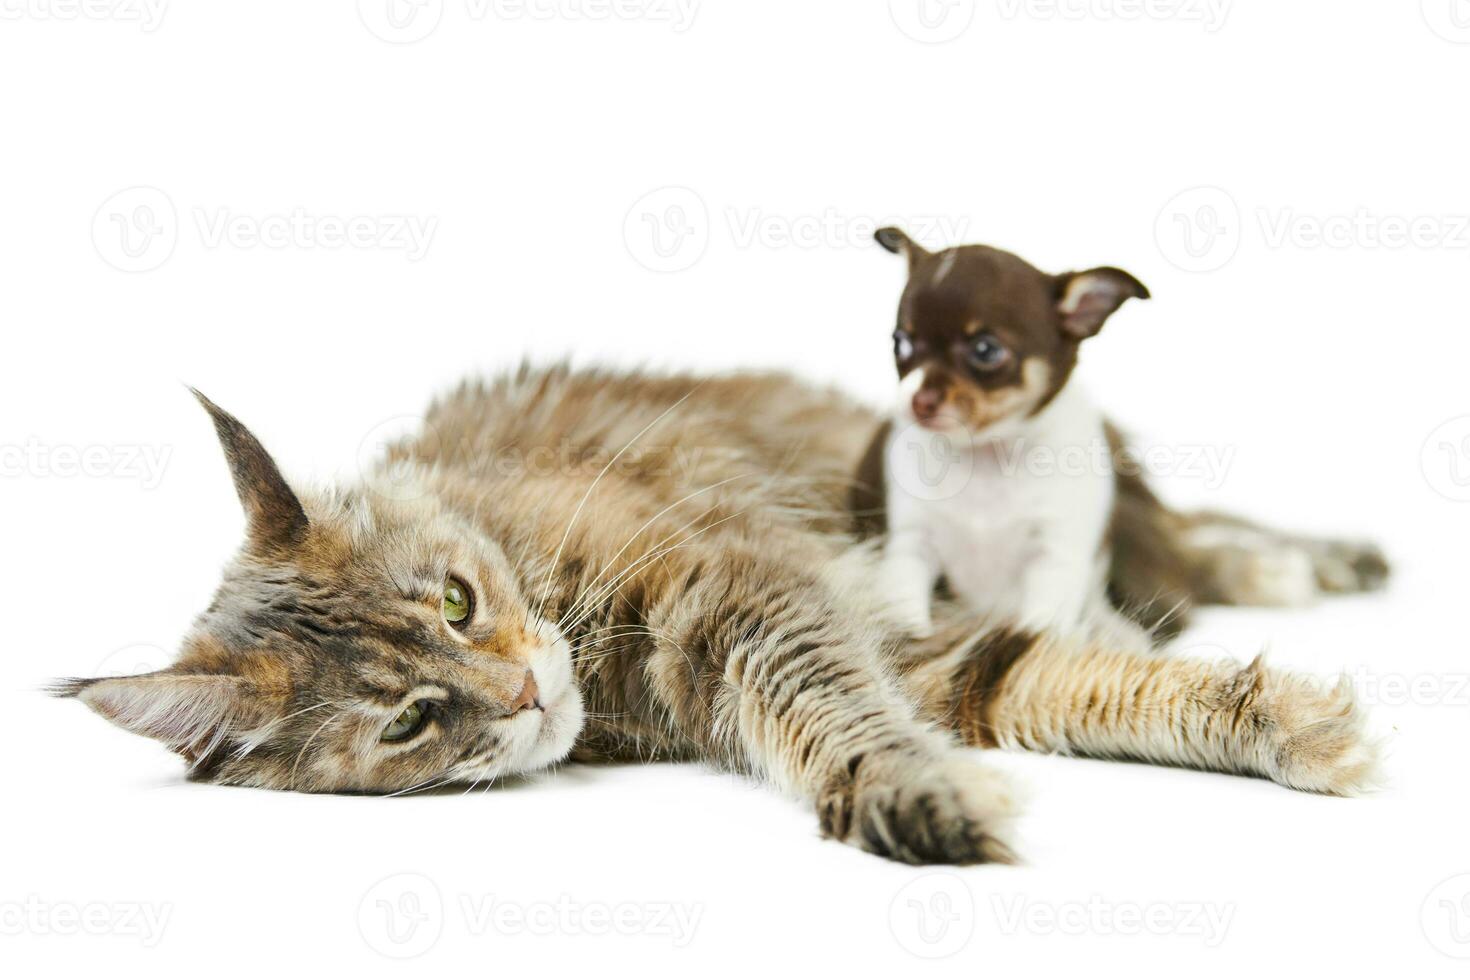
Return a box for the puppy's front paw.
[820,755,1020,865]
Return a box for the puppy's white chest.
[932,459,1045,557]
[882,384,1115,625]
[924,448,1077,598]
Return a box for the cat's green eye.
[443,578,472,627]
[382,699,433,743]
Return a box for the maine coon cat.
[57,365,1381,865]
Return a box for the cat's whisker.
[386,756,479,798]
[233,699,339,761]
[529,384,705,627]
[573,623,666,638]
[507,491,559,633]
[575,635,666,667]
[561,545,707,642]
[571,616,698,685]
[289,707,347,789]
[455,737,506,795]
[556,473,754,629]
[572,626,684,665]
[383,769,452,799]
[555,502,722,633]
[479,769,505,799]
[557,503,748,632]
[559,511,748,638]
[574,627,679,649]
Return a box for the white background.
[2,1,1468,976]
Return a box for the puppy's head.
[876,226,1148,437]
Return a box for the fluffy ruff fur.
[58,364,1384,865]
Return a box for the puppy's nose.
[912,389,942,419]
[511,670,542,713]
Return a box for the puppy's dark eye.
[893,329,915,362]
[968,334,1011,371]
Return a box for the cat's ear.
[52,672,261,765]
[190,389,309,552]
[875,226,931,273]
[1055,267,1150,339]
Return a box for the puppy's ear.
[875,226,931,272]
[1056,267,1150,339]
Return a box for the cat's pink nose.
[511,670,542,713]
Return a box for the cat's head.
[55,392,583,793]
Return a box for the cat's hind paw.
[1307,539,1391,596]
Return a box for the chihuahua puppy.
[869,227,1149,636]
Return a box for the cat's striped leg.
[650,563,1023,865]
[910,624,1381,795]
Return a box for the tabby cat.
[56,366,1380,864]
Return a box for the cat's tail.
[896,613,1383,796]
[1104,423,1390,637]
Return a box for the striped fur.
[57,364,1381,864]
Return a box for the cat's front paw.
[819,754,1021,865]
[1264,672,1385,796]
[1223,658,1385,796]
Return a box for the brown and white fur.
[858,228,1390,639]
[56,365,1382,865]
